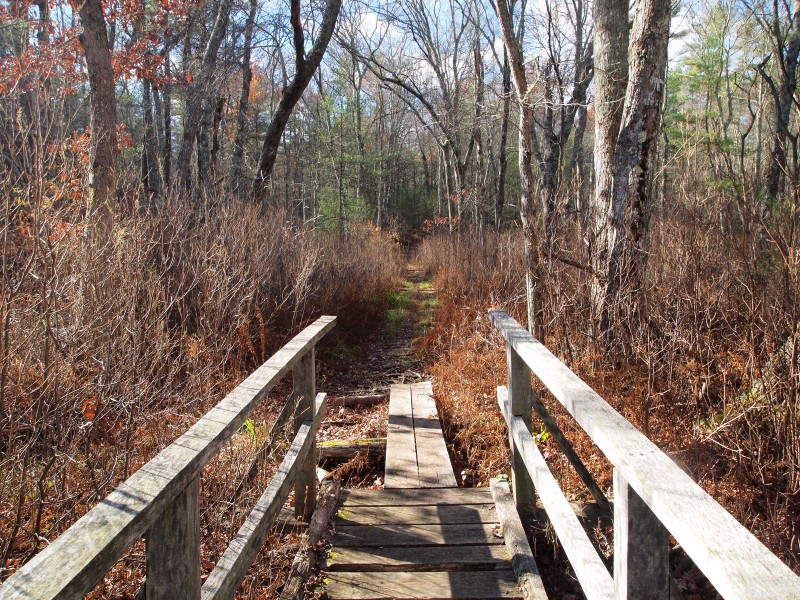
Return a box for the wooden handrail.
[489,309,800,600]
[0,316,336,600]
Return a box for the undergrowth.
[416,226,800,576]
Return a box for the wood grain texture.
[293,348,316,520]
[498,387,615,600]
[0,317,335,600]
[490,309,800,599]
[507,345,535,513]
[614,469,669,600]
[331,522,505,548]
[146,477,201,600]
[384,385,419,488]
[201,394,327,600]
[490,479,548,600]
[342,488,493,507]
[411,382,458,488]
[335,503,499,526]
[326,545,512,572]
[322,570,521,599]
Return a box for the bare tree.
[601,0,671,335]
[251,0,343,205]
[495,0,545,335]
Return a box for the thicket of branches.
[2,0,800,586]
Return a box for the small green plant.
[386,308,405,322]
[387,289,411,309]
[533,426,551,445]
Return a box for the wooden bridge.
[1,313,799,599]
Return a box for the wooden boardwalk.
[322,382,544,599]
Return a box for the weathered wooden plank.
[201,394,327,600]
[293,348,317,520]
[614,469,670,600]
[146,477,201,600]
[507,345,536,513]
[335,503,500,526]
[331,522,505,547]
[318,438,385,461]
[411,382,458,488]
[498,387,615,600]
[329,393,388,407]
[342,488,493,506]
[0,317,336,600]
[384,385,419,489]
[322,570,521,599]
[326,545,512,572]
[490,479,548,600]
[490,309,800,600]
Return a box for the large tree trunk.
[78,0,117,244]
[230,0,257,198]
[252,0,343,204]
[602,0,671,334]
[495,0,545,337]
[590,0,629,321]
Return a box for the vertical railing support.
[146,477,200,600]
[507,342,536,514]
[613,469,670,600]
[293,346,316,521]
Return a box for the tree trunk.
[78,0,117,243]
[162,46,173,187]
[230,0,257,198]
[590,0,629,322]
[764,2,800,203]
[602,0,671,335]
[495,0,545,337]
[175,0,232,192]
[496,55,511,230]
[252,0,343,205]
[142,78,163,212]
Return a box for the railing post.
[293,346,316,521]
[613,469,670,600]
[146,477,200,600]
[508,342,536,514]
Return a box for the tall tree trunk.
[142,79,163,212]
[230,0,256,198]
[496,55,511,230]
[252,0,343,204]
[78,0,117,244]
[495,0,545,336]
[175,0,232,191]
[763,2,800,203]
[602,0,671,334]
[162,46,173,187]
[590,0,629,322]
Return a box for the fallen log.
[279,479,342,600]
[317,438,386,461]
[328,393,388,407]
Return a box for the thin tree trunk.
[495,0,545,337]
[175,0,232,191]
[230,0,256,198]
[496,55,511,230]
